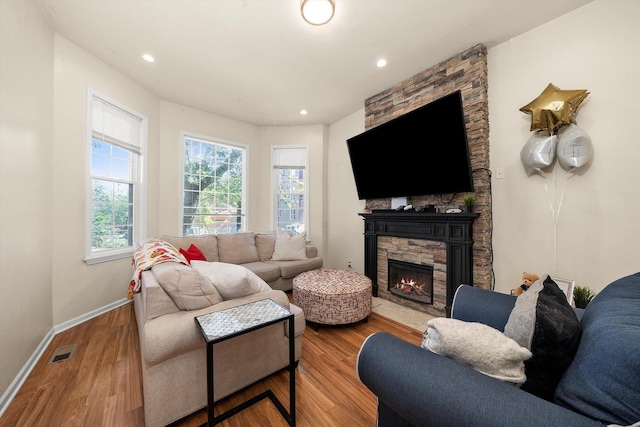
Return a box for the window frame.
[84,88,147,265]
[180,131,248,236]
[271,145,309,238]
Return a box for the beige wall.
[487,0,640,294]
[327,0,640,296]
[50,35,162,325]
[258,125,328,256]
[157,101,260,235]
[0,0,54,402]
[326,110,365,271]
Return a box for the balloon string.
[545,167,573,276]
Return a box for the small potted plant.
[462,195,476,213]
[573,285,597,309]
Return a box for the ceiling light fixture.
[142,53,155,63]
[300,0,335,26]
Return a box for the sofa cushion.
[152,262,222,310]
[272,229,308,261]
[421,318,531,384]
[503,275,581,401]
[242,261,282,283]
[267,257,324,279]
[191,260,271,300]
[554,272,640,425]
[217,232,260,264]
[159,234,219,262]
[179,243,207,264]
[255,232,276,261]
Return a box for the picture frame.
[551,276,575,305]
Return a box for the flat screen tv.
[346,90,473,200]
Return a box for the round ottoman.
[293,268,372,328]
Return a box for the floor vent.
[48,344,77,365]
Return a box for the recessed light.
[142,54,155,63]
[300,109,308,115]
[377,58,387,68]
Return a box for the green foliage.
[463,195,476,206]
[573,285,597,309]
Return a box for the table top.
[195,298,292,344]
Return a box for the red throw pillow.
[180,244,207,264]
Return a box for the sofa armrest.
[451,284,516,331]
[356,332,604,427]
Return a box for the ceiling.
[37,0,592,126]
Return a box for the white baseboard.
[0,298,132,419]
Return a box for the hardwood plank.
[2,300,422,426]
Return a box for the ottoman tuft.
[293,268,372,329]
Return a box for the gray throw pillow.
[422,317,531,385]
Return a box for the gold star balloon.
[520,83,589,134]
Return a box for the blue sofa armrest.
[357,332,604,427]
[451,284,516,331]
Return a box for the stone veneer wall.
[364,44,493,291]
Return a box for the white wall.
[488,0,640,294]
[0,0,54,402]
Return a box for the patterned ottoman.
[293,268,372,329]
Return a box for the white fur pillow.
[271,229,307,261]
[191,261,271,300]
[421,317,532,384]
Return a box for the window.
[272,146,308,235]
[85,89,147,264]
[181,133,247,236]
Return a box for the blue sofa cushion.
[554,272,640,425]
[504,275,581,401]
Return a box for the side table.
[195,298,296,426]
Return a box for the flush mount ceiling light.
[300,0,335,26]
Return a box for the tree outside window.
[182,135,246,236]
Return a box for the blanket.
[127,239,189,299]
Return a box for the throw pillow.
[421,317,531,385]
[191,260,271,300]
[179,243,207,264]
[271,229,307,261]
[503,275,581,401]
[152,262,222,310]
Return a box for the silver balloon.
[557,124,593,170]
[520,132,558,175]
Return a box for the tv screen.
[346,90,473,200]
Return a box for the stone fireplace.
[360,211,476,318]
[361,43,493,301]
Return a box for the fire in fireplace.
[388,259,433,305]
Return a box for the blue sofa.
[357,272,640,427]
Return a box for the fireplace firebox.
[388,259,433,305]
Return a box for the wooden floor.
[1,298,422,427]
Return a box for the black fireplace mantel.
[359,210,479,317]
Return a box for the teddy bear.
[511,272,541,296]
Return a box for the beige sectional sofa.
[160,231,323,291]
[133,231,322,427]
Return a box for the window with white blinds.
[85,89,147,264]
[271,146,308,236]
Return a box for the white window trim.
[179,131,249,236]
[84,88,147,265]
[270,145,309,240]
